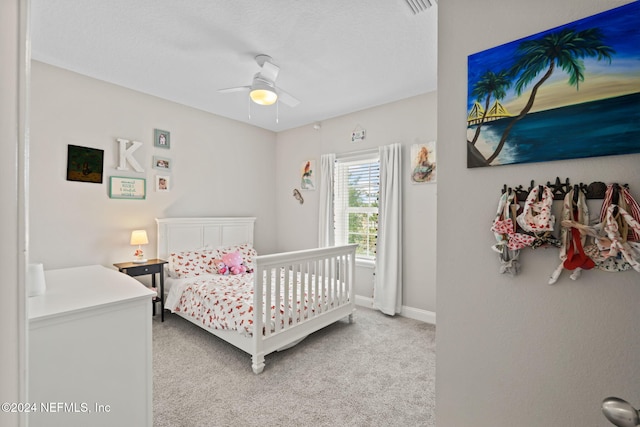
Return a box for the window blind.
[334,157,380,259]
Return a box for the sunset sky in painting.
[467,1,640,115]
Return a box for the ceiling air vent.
[405,0,437,14]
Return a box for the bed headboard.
[155,217,256,260]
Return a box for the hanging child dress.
[491,190,534,276]
[549,187,591,284]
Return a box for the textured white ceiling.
[30,0,437,132]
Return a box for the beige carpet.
[152,306,435,427]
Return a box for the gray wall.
[275,93,438,315]
[436,1,640,425]
[29,61,279,269]
[29,62,438,318]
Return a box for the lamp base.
[133,258,148,264]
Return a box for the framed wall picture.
[66,145,104,183]
[155,175,170,192]
[152,155,171,171]
[300,160,315,190]
[154,129,170,149]
[109,176,146,199]
[466,2,640,168]
[411,142,437,184]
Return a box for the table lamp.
[130,229,149,263]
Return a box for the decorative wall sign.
[411,141,436,183]
[300,160,315,190]
[351,124,366,143]
[66,145,104,183]
[467,2,640,168]
[154,129,170,149]
[155,175,170,192]
[109,176,146,199]
[351,129,366,143]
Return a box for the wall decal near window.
[300,160,315,190]
[467,2,640,168]
[109,176,146,200]
[153,155,171,171]
[411,141,436,184]
[66,144,104,183]
[154,129,170,149]
[156,175,170,192]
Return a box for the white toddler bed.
[156,217,357,374]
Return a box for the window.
[334,156,379,261]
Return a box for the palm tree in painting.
[468,70,511,146]
[483,27,615,165]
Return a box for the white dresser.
[28,265,155,427]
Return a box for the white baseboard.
[355,295,375,308]
[401,305,436,325]
[355,296,436,325]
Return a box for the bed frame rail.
[251,244,357,373]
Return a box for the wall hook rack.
[501,177,628,201]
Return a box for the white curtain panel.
[374,143,403,315]
[318,153,336,247]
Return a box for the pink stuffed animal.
[221,251,247,275]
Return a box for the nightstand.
[114,259,168,321]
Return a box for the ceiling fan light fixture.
[249,79,278,105]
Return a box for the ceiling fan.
[218,54,300,107]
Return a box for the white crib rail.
[251,244,357,373]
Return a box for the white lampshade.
[130,230,149,246]
[130,230,149,263]
[249,79,278,106]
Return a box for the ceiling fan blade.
[259,61,280,82]
[217,86,250,93]
[277,88,300,107]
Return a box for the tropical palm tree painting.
[467,2,640,168]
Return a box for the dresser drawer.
[121,263,162,277]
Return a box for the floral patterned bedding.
[165,270,344,336]
[167,243,256,279]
